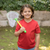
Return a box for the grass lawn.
[0,26,50,50]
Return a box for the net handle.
[15,18,26,33]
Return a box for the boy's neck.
[24,18,32,23]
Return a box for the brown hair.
[19,4,34,19]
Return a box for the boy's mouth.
[25,15,30,16]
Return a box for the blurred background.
[0,0,50,50]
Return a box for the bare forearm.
[36,34,40,48]
[14,30,22,37]
[14,27,25,37]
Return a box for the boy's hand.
[20,27,25,33]
[34,47,39,50]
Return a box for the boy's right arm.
[14,27,25,37]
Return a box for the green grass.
[0,26,50,50]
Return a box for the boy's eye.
[28,11,31,12]
[24,11,31,13]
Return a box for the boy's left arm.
[34,33,40,50]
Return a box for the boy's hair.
[19,4,34,19]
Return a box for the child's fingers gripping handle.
[18,22,26,33]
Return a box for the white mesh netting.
[7,11,19,27]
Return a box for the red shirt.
[15,19,41,49]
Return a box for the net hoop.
[7,11,19,27]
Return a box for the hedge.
[0,0,50,12]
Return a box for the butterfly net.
[7,11,19,27]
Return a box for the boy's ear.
[21,12,23,16]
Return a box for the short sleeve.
[35,22,41,34]
[15,24,20,32]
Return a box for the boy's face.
[22,7,32,19]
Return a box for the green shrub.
[0,0,50,12]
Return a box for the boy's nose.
[27,12,29,14]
